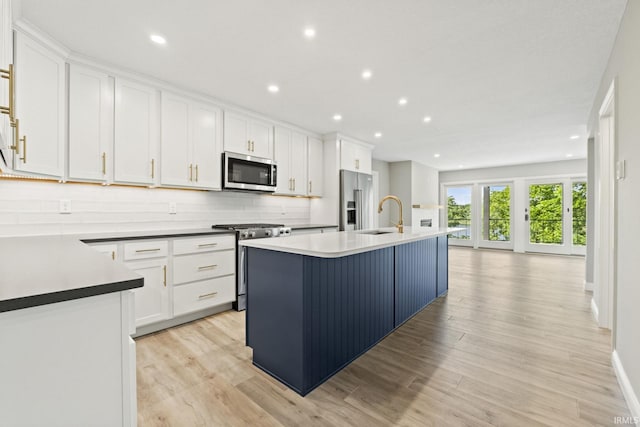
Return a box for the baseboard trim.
[591,298,599,322]
[585,281,594,292]
[612,350,640,420]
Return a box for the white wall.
[389,161,412,226]
[0,180,310,237]
[439,159,587,183]
[587,1,640,418]
[388,160,440,229]
[372,159,390,227]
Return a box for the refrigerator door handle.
[354,189,363,230]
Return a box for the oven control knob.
[240,231,249,239]
[265,230,272,237]
[248,231,256,238]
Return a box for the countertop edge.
[80,229,235,243]
[289,224,339,230]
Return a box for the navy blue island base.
[246,235,449,396]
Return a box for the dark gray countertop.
[0,235,143,313]
[288,224,339,230]
[79,228,235,243]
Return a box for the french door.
[479,183,513,250]
[525,179,586,255]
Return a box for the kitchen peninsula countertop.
[240,227,459,258]
[0,235,143,313]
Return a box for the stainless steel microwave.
[222,152,277,192]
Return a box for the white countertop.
[239,227,460,258]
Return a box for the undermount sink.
[357,230,394,235]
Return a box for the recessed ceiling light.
[374,132,382,138]
[570,135,580,140]
[303,27,316,39]
[362,69,373,80]
[333,114,342,121]
[423,116,432,123]
[566,153,574,158]
[150,34,167,45]
[433,153,440,158]
[398,98,408,106]
[267,84,279,93]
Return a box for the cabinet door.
[125,259,170,327]
[223,111,249,155]
[160,93,191,187]
[355,145,372,174]
[191,101,222,189]
[307,136,323,197]
[249,118,273,159]
[0,0,12,149]
[340,140,359,173]
[13,32,65,176]
[274,126,292,194]
[290,131,308,196]
[114,78,159,185]
[68,65,113,182]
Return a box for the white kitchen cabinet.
[114,78,159,185]
[173,275,235,317]
[90,243,118,261]
[68,64,114,182]
[125,257,170,327]
[161,92,222,189]
[340,138,372,174]
[307,136,324,197]
[274,126,307,196]
[223,111,273,159]
[12,30,65,177]
[0,0,12,151]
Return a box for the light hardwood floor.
[136,247,630,426]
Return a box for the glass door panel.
[528,183,564,245]
[446,186,472,244]
[480,184,512,248]
[572,181,587,255]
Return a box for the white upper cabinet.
[223,111,273,159]
[340,138,372,174]
[114,78,159,185]
[68,64,114,182]
[307,136,324,197]
[274,126,307,196]
[0,0,12,150]
[13,31,65,177]
[161,92,222,190]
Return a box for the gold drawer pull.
[163,265,167,287]
[0,64,15,122]
[198,264,218,271]
[198,292,218,300]
[135,248,161,253]
[197,243,218,248]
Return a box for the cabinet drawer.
[90,244,118,260]
[173,276,236,316]
[173,235,235,255]
[173,250,234,284]
[123,240,169,261]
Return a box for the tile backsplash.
[0,180,310,237]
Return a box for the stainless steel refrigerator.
[340,169,374,231]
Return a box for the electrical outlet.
[169,202,177,214]
[59,199,72,214]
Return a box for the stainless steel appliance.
[340,169,374,231]
[211,223,291,311]
[222,152,277,193]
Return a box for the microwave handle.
[272,164,277,186]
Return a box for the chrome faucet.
[378,195,404,233]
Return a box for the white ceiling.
[16,0,626,171]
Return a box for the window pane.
[572,182,587,246]
[482,185,511,241]
[529,183,563,244]
[447,186,472,239]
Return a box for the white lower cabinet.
[124,257,170,327]
[88,233,235,335]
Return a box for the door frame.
[477,182,514,250]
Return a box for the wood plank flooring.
[136,247,630,426]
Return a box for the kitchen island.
[240,227,455,396]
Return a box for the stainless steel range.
[212,223,291,311]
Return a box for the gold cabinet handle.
[102,152,106,175]
[111,251,116,260]
[197,264,218,271]
[198,291,218,300]
[19,134,26,163]
[10,118,19,155]
[135,248,161,253]
[197,243,218,248]
[293,178,296,191]
[251,141,255,152]
[151,159,155,179]
[309,181,312,194]
[0,64,14,122]
[355,159,360,170]
[247,140,251,151]
[163,265,167,287]
[195,164,199,182]
[189,164,193,181]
